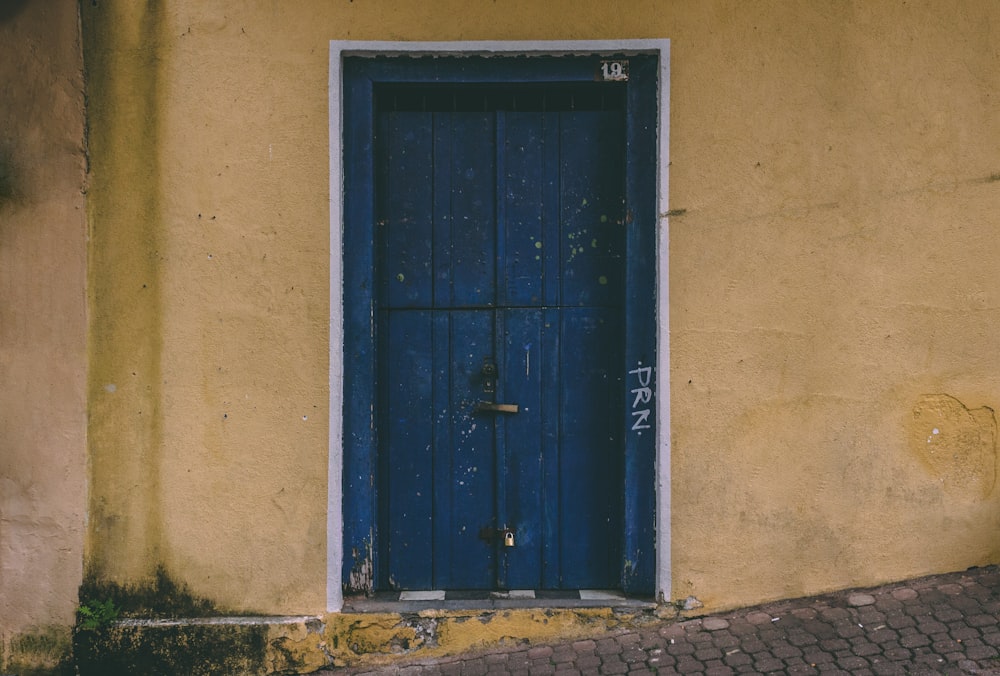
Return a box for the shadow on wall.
[0,0,30,22]
[0,141,19,203]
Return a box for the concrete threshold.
[343,591,658,613]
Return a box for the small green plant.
[76,598,119,630]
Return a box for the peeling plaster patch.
[325,607,648,668]
[909,394,997,499]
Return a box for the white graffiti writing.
[629,362,653,434]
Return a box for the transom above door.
[343,54,658,596]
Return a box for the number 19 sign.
[598,59,629,82]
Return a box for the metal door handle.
[475,402,519,414]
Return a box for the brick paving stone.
[885,613,915,629]
[658,624,687,639]
[726,620,757,636]
[550,646,576,663]
[801,619,837,639]
[871,661,906,675]
[711,632,740,649]
[573,639,597,653]
[688,631,714,644]
[836,655,870,670]
[874,597,903,612]
[703,617,731,631]
[891,588,918,601]
[598,657,628,674]
[694,646,724,661]
[596,637,622,654]
[820,638,851,652]
[788,630,819,647]
[574,654,602,671]
[900,633,931,648]
[857,606,886,622]
[528,646,554,660]
[966,644,999,660]
[674,655,704,673]
[527,666,555,676]
[835,622,864,639]
[723,650,752,667]
[882,646,912,661]
[852,640,881,657]
[902,603,932,618]
[666,640,696,656]
[752,655,785,672]
[618,633,642,647]
[771,642,803,659]
[948,624,979,640]
[739,637,768,653]
[704,666,734,676]
[820,608,851,621]
[746,610,774,625]
[757,627,785,643]
[938,583,964,595]
[967,614,997,628]
[950,596,984,612]
[646,651,674,669]
[620,647,647,665]
[943,650,967,663]
[869,627,899,644]
[932,638,963,654]
[917,619,948,635]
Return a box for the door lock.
[481,357,497,394]
[502,526,515,547]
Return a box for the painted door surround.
[328,40,671,611]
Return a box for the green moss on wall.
[79,567,229,619]
[4,625,74,676]
[74,624,270,676]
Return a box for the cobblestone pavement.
[318,566,1000,675]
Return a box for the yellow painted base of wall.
[325,605,672,668]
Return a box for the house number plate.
[597,59,629,81]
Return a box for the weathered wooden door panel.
[377,84,628,591]
[499,307,623,589]
[380,309,497,589]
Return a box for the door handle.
[474,402,519,414]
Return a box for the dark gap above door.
[375,82,625,113]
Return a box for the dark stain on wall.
[0,140,19,203]
[79,566,225,619]
[0,0,30,23]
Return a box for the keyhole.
[481,358,497,394]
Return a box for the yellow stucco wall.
[81,0,1000,619]
[0,1,88,672]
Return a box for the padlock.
[504,529,515,547]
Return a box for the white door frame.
[328,39,671,611]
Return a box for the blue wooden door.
[377,86,626,590]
